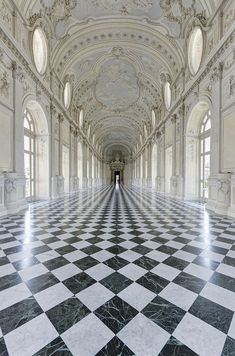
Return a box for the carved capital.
[210,62,223,83]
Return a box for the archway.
[185,100,211,200]
[23,101,49,200]
[151,143,158,189]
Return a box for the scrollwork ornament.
[217,180,230,196]
[5,179,16,194]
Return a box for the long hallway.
[0,186,234,355]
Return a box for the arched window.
[164,81,171,110]
[64,81,72,109]
[32,27,48,75]
[80,110,83,126]
[199,110,211,199]
[152,109,156,127]
[188,26,203,76]
[24,110,35,199]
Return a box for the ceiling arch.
[21,0,219,161]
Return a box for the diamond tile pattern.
[0,185,235,355]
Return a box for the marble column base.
[228,175,235,218]
[0,173,7,216]
[51,176,65,198]
[3,172,27,215]
[70,177,79,193]
[206,174,231,215]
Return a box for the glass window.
[32,27,48,75]
[79,109,83,128]
[188,26,203,76]
[152,109,156,127]
[24,110,35,199]
[64,81,72,109]
[199,110,211,200]
[164,81,171,110]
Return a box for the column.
[57,114,64,196]
[178,105,185,198]
[207,63,230,214]
[4,62,27,213]
[82,143,88,188]
[170,115,177,196]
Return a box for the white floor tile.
[118,283,155,311]
[62,314,114,356]
[0,283,32,311]
[77,282,114,311]
[4,314,58,356]
[159,282,198,311]
[35,283,73,311]
[118,313,169,356]
[173,313,226,356]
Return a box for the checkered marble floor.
[0,185,235,356]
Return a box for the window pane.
[201,139,204,152]
[31,139,34,152]
[31,155,34,178]
[25,179,30,198]
[204,155,210,179]
[24,119,30,130]
[205,119,211,131]
[200,156,204,179]
[24,153,30,178]
[200,181,204,197]
[205,137,210,153]
[24,136,30,151]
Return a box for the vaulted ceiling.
[19,0,219,161]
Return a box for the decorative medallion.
[95,59,140,111]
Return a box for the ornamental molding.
[110,159,125,171]
[0,71,10,98]
[159,0,206,27]
[29,0,76,37]
[91,0,153,14]
[4,178,16,193]
[225,75,235,98]
[55,28,181,76]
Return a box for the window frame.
[188,26,204,76]
[199,110,211,200]
[164,81,171,110]
[24,110,36,200]
[64,81,72,109]
[32,27,48,75]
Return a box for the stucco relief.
[0,71,10,98]
[90,0,153,14]
[225,76,235,98]
[95,59,140,111]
